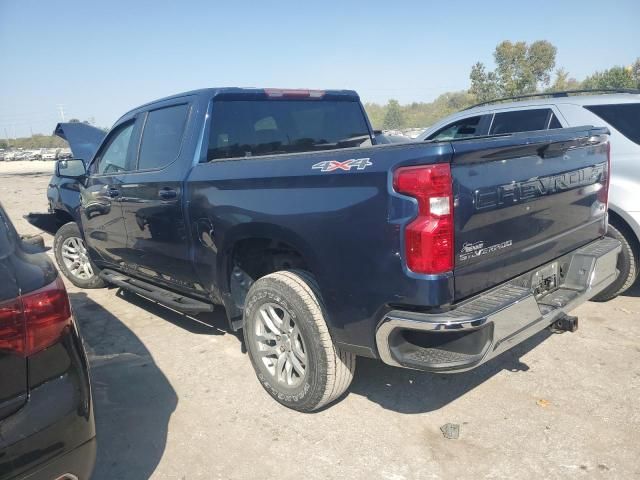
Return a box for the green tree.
[547,68,582,91]
[364,102,386,130]
[469,40,557,100]
[632,58,640,88]
[470,62,500,102]
[582,64,637,89]
[382,99,404,130]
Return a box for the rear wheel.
[243,270,355,412]
[54,222,105,289]
[592,222,638,302]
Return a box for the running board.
[100,269,214,314]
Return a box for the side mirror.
[57,158,86,179]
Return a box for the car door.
[117,101,197,290]
[80,117,140,267]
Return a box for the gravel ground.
[1,161,639,480]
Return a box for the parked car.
[41,149,59,161]
[417,89,640,301]
[0,203,96,479]
[50,87,619,412]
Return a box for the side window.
[93,122,135,175]
[427,116,482,141]
[137,104,190,170]
[585,103,640,145]
[489,109,552,135]
[549,112,562,129]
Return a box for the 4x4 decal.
[312,158,372,172]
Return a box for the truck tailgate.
[451,127,609,301]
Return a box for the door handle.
[107,187,120,198]
[158,188,177,200]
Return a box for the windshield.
[585,103,640,145]
[207,99,371,160]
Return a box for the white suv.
[417,89,640,301]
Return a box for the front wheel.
[243,270,355,412]
[54,222,106,289]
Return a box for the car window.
[207,100,371,161]
[93,122,135,175]
[138,104,189,170]
[489,108,553,135]
[584,103,640,145]
[427,116,482,141]
[549,112,562,129]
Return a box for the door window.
[93,122,135,175]
[489,109,554,135]
[427,116,483,141]
[137,104,190,170]
[585,103,640,145]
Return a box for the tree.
[582,64,638,90]
[548,68,582,92]
[470,62,500,102]
[69,118,81,123]
[382,100,404,130]
[632,58,640,88]
[469,40,557,100]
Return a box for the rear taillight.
[597,142,611,207]
[0,276,71,357]
[0,299,24,354]
[393,163,454,274]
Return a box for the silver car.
[417,90,640,301]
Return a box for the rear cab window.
[207,99,371,161]
[584,103,640,145]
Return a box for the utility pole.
[57,104,66,122]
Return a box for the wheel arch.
[608,205,640,254]
[217,223,321,329]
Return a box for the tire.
[592,222,639,302]
[243,270,355,412]
[54,222,106,289]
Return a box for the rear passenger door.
[117,100,197,290]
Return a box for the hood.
[53,122,107,162]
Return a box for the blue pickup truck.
[51,87,620,411]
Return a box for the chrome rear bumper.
[375,237,621,372]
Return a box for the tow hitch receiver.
[549,315,579,333]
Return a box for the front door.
[80,118,139,267]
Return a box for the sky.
[0,0,638,137]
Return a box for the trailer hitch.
[549,314,579,333]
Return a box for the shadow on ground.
[69,292,178,480]
[78,288,556,422]
[349,329,553,414]
[115,288,232,337]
